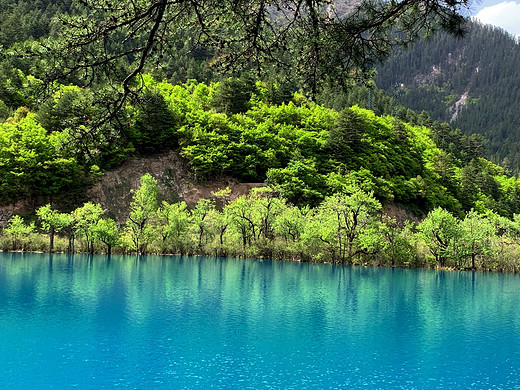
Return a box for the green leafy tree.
[212,208,231,256]
[91,218,120,255]
[417,207,461,267]
[246,187,286,257]
[73,202,105,254]
[156,201,191,254]
[266,159,326,206]
[125,173,160,254]
[380,216,418,267]
[211,77,256,115]
[190,198,216,252]
[459,211,495,269]
[37,85,93,133]
[210,187,234,255]
[0,99,9,121]
[328,108,365,158]
[224,195,257,251]
[36,204,70,253]
[5,215,35,251]
[274,205,307,243]
[273,203,309,260]
[0,110,82,201]
[128,91,178,154]
[305,188,382,264]
[250,187,285,240]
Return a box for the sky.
[471,0,520,38]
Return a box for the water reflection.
[0,253,520,388]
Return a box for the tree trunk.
[49,227,55,253]
[198,226,204,250]
[68,235,75,253]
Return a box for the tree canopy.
[22,0,469,102]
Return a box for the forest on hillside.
[376,20,520,172]
[3,75,520,218]
[4,0,520,271]
[1,0,496,213]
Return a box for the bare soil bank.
[0,150,263,226]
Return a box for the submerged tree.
[224,195,257,251]
[417,207,460,267]
[190,198,217,251]
[4,215,35,251]
[305,187,382,263]
[156,200,191,254]
[73,202,105,254]
[91,218,120,255]
[36,204,71,253]
[459,210,495,269]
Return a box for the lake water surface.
[1,252,520,389]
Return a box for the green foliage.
[211,77,256,115]
[73,202,104,253]
[304,189,382,264]
[36,204,69,234]
[26,0,468,109]
[3,0,520,271]
[266,159,327,207]
[36,204,71,252]
[91,218,119,255]
[190,198,217,250]
[4,214,35,251]
[3,74,520,221]
[156,201,191,254]
[417,207,461,267]
[0,99,9,121]
[4,174,520,272]
[379,217,418,267]
[376,20,520,172]
[0,110,83,201]
[249,187,285,241]
[0,0,70,48]
[458,211,495,269]
[274,204,307,243]
[224,195,257,251]
[127,90,178,154]
[36,85,92,134]
[125,173,160,254]
[328,108,364,157]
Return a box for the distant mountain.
[375,20,520,173]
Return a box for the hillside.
[0,148,262,227]
[5,80,520,271]
[2,1,520,224]
[376,20,520,172]
[3,77,520,221]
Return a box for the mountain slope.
[376,20,520,172]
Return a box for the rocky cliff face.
[0,150,263,226]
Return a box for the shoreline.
[1,249,517,275]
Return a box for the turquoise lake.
[1,252,520,389]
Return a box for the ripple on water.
[1,254,520,388]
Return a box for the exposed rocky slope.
[0,150,263,226]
